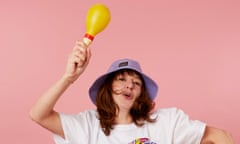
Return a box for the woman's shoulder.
[59,109,98,121]
[153,107,180,114]
[151,107,186,119]
[80,109,98,115]
[75,109,98,118]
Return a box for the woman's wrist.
[60,74,75,85]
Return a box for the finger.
[71,48,86,63]
[73,53,88,68]
[70,40,90,68]
[85,47,92,64]
[80,47,91,69]
[75,40,88,49]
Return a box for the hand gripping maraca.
[83,4,111,46]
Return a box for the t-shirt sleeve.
[53,111,95,144]
[170,108,206,144]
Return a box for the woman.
[30,40,234,144]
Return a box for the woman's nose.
[125,80,133,89]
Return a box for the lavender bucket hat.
[88,58,158,105]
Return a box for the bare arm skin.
[29,41,91,138]
[201,126,234,144]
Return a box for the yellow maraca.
[83,3,111,46]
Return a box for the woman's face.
[111,71,142,111]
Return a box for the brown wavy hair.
[96,69,156,136]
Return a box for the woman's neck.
[115,110,133,124]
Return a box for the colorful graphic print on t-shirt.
[128,138,157,144]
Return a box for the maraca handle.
[83,33,94,46]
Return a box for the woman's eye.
[118,77,125,81]
[134,81,141,86]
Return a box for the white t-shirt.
[53,107,206,144]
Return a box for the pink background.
[0,0,239,143]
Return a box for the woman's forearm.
[29,75,72,122]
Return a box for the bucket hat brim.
[88,59,158,105]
